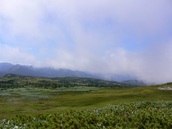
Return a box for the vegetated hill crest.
[122,80,148,86]
[0,63,99,78]
[0,62,147,85]
[0,73,133,88]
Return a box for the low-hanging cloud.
[0,0,172,83]
[0,44,37,65]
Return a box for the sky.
[0,0,172,83]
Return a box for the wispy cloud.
[0,0,172,83]
[0,44,37,65]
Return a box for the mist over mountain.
[0,62,141,83]
[0,63,99,79]
[0,71,5,77]
[0,0,172,84]
[0,63,13,72]
[122,80,148,86]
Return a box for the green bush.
[1,101,172,129]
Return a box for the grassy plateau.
[0,74,172,128]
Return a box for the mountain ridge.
[0,73,132,89]
[0,63,99,79]
[0,62,146,85]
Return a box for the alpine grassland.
[1,101,172,129]
[0,75,172,128]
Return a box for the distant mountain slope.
[0,74,132,89]
[0,71,5,77]
[122,80,147,86]
[0,63,148,84]
[6,64,40,77]
[0,63,13,72]
[0,63,98,79]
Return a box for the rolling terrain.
[0,74,172,128]
[0,63,146,85]
[0,74,130,89]
[0,63,99,78]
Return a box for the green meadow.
[0,75,172,128]
[0,83,172,119]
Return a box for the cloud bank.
[0,0,172,83]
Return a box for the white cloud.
[138,40,172,83]
[0,0,42,34]
[1,0,171,40]
[0,44,37,65]
[0,0,172,83]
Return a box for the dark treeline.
[0,74,132,90]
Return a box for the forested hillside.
[0,74,131,90]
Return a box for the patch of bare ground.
[158,87,172,91]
